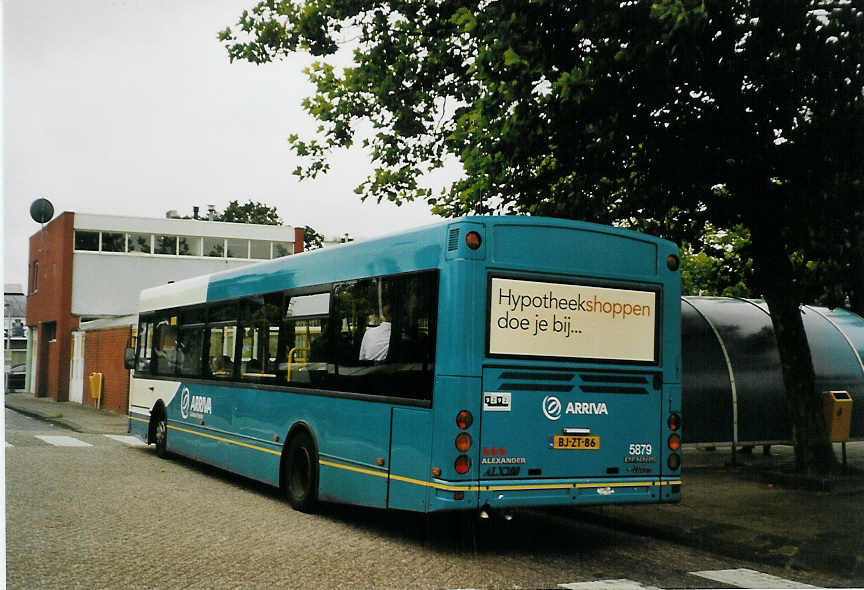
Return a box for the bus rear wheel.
[284,431,318,513]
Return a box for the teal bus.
[127,216,682,514]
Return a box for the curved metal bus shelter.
[681,297,864,449]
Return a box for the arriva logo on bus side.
[542,395,608,420]
[180,387,212,420]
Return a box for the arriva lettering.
[190,395,212,415]
[565,401,608,415]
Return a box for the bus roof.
[138,216,676,313]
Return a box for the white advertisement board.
[488,277,657,362]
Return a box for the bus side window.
[330,272,437,400]
[239,293,282,383]
[332,279,379,369]
[136,320,154,373]
[178,308,206,378]
[207,324,237,379]
[281,292,330,385]
[152,316,179,376]
[206,303,238,379]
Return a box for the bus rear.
[430,217,681,513]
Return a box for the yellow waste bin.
[89,372,103,401]
[822,390,853,442]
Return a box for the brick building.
[26,211,305,403]
[79,317,134,411]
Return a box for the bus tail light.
[455,432,472,452]
[465,231,482,250]
[668,413,681,431]
[668,433,681,451]
[432,467,442,477]
[668,453,681,470]
[456,410,473,430]
[455,455,471,474]
[666,254,680,271]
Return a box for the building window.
[272,241,293,258]
[203,237,224,257]
[155,235,177,255]
[226,238,248,259]
[43,322,57,342]
[179,236,202,256]
[101,232,125,252]
[31,261,39,293]
[250,240,270,260]
[128,233,152,254]
[74,231,99,251]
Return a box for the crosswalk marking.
[103,434,147,447]
[559,580,659,590]
[690,569,820,589]
[554,570,820,590]
[34,435,93,447]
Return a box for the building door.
[69,331,85,404]
[37,327,50,397]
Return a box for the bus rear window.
[488,277,658,363]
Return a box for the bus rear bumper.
[427,476,681,512]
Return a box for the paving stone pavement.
[6,392,864,586]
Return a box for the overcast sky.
[3,0,451,288]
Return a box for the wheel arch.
[279,421,319,490]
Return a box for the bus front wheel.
[284,431,319,513]
[154,411,169,459]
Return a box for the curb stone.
[4,402,86,433]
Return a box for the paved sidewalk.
[6,391,864,580]
[571,444,864,580]
[5,391,128,434]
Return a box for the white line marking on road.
[559,580,660,590]
[6,442,13,447]
[35,435,93,447]
[104,435,147,447]
[691,568,820,588]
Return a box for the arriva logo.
[180,387,212,420]
[542,396,609,420]
[542,396,562,421]
[180,387,191,419]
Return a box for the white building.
[26,210,306,403]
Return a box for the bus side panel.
[428,376,481,497]
[388,407,433,512]
[229,388,283,482]
[308,395,392,509]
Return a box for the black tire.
[154,411,169,459]
[284,430,319,512]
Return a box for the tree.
[220,1,864,472]
[680,225,753,298]
[303,226,325,250]
[217,199,282,225]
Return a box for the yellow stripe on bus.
[167,424,282,456]
[318,459,389,479]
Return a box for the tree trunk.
[849,227,864,318]
[749,214,835,473]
